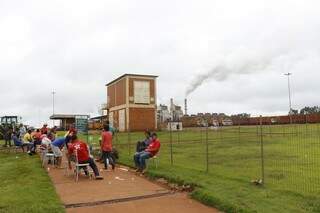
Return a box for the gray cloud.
[0,0,320,126]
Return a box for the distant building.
[50,114,89,130]
[106,74,158,132]
[222,119,233,126]
[167,121,183,131]
[157,104,171,123]
[170,98,184,121]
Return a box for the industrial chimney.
[170,98,174,112]
[184,98,188,116]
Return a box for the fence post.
[238,123,241,143]
[260,115,265,184]
[269,120,272,138]
[128,128,131,156]
[170,122,173,165]
[206,123,209,173]
[305,114,308,135]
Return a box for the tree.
[300,106,320,115]
[231,113,251,119]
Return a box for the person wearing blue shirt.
[51,137,66,168]
[12,132,29,152]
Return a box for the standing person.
[134,133,161,173]
[4,124,12,147]
[101,125,115,170]
[67,133,103,180]
[106,121,116,136]
[19,124,26,140]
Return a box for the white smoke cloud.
[185,42,316,97]
[185,48,277,96]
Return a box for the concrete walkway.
[47,162,220,213]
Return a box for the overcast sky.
[0,0,319,127]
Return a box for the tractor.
[0,116,18,140]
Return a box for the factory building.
[170,98,184,121]
[157,98,185,123]
[106,74,158,132]
[157,104,171,123]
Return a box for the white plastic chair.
[42,153,56,167]
[73,149,93,182]
[147,152,160,169]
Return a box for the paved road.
[47,162,219,213]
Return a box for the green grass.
[0,146,64,213]
[84,124,320,213]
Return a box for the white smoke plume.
[185,49,286,96]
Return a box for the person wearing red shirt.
[67,134,103,180]
[32,129,42,141]
[134,132,161,173]
[101,125,115,170]
[30,129,42,153]
[40,124,48,135]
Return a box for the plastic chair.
[147,152,160,169]
[14,146,23,153]
[42,153,56,167]
[73,149,93,182]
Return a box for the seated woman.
[135,130,152,153]
[134,133,161,173]
[12,132,29,152]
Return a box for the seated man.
[12,132,29,152]
[67,133,103,180]
[135,130,152,152]
[134,133,161,173]
[40,135,52,152]
[30,129,42,154]
[40,123,48,135]
[23,129,33,153]
[38,135,52,160]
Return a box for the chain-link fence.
[87,117,320,198]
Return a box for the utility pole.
[284,73,293,124]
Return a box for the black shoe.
[95,176,104,180]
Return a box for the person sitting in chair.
[135,130,152,153]
[134,132,160,174]
[67,133,103,180]
[12,132,29,152]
